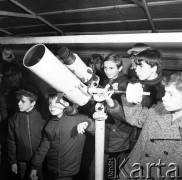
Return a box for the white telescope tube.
[23,44,91,106]
[66,53,93,83]
[58,46,93,83]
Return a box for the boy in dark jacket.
[81,54,140,180]
[7,84,45,180]
[102,49,165,179]
[104,49,164,150]
[30,89,96,180]
[102,53,139,156]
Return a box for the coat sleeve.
[7,116,17,165]
[107,96,149,128]
[31,124,51,170]
[84,117,95,135]
[117,75,128,91]
[106,99,126,125]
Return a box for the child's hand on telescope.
[103,84,115,107]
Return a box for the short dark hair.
[16,84,39,102]
[104,53,123,68]
[89,54,103,64]
[162,72,182,92]
[134,49,162,74]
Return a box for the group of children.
[1,43,182,180]
[79,44,166,180]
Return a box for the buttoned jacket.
[108,100,182,179]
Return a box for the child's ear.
[152,65,157,73]
[32,101,36,106]
[118,66,123,72]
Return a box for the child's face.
[89,59,102,73]
[17,95,35,112]
[162,85,182,112]
[48,96,69,117]
[135,61,154,80]
[104,61,121,80]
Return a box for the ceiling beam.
[65,30,152,35]
[38,0,182,16]
[56,17,182,26]
[141,0,156,33]
[1,32,182,45]
[129,0,156,33]
[65,30,182,35]
[149,0,182,6]
[0,28,12,35]
[129,0,143,7]
[22,29,182,36]
[0,11,36,18]
[8,0,64,35]
[38,4,138,16]
[17,29,180,36]
[3,17,182,31]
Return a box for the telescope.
[88,87,150,95]
[57,46,93,83]
[23,44,91,106]
[88,87,150,102]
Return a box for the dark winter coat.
[7,108,45,165]
[102,71,139,152]
[31,114,94,177]
[102,71,128,106]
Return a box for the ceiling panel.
[43,9,126,24]
[15,0,132,13]
[5,25,54,35]
[0,0,182,36]
[0,1,26,13]
[0,17,42,28]
[149,3,182,18]
[155,20,182,30]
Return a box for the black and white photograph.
[0,1,182,180]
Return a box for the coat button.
[164,151,168,155]
[145,153,149,157]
